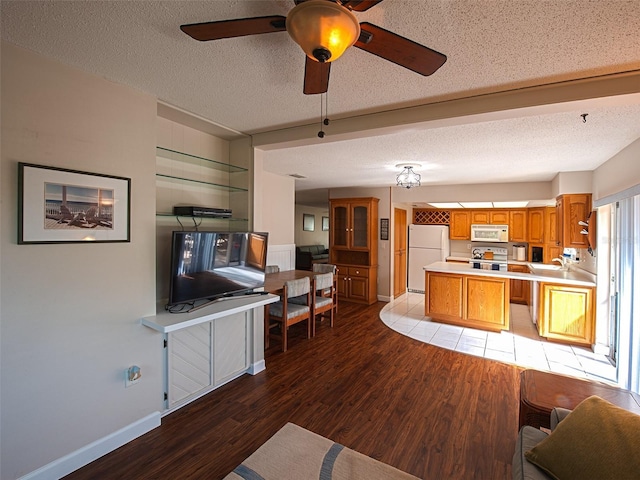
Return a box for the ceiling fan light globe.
[286,0,360,63]
[313,47,331,62]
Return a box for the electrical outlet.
[125,366,141,388]
[467,243,471,250]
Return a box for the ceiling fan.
[180,0,447,95]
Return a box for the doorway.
[393,208,407,298]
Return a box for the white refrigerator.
[408,224,450,293]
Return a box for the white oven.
[469,246,508,271]
[470,224,509,243]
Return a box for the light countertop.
[446,255,528,265]
[425,261,596,287]
[141,294,279,333]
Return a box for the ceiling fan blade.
[180,16,287,41]
[303,57,331,95]
[340,0,385,12]
[355,22,447,76]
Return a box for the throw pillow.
[524,395,640,480]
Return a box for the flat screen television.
[168,231,269,310]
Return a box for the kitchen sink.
[528,263,564,271]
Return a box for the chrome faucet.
[551,257,569,269]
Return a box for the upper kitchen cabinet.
[449,210,471,240]
[509,210,528,242]
[470,210,508,224]
[471,210,490,224]
[528,208,545,243]
[544,206,558,245]
[556,194,591,248]
[490,210,509,224]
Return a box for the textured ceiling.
[2,0,640,203]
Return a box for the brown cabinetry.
[508,264,530,304]
[425,272,464,320]
[470,210,508,224]
[449,210,471,240]
[537,282,595,346]
[425,272,510,331]
[556,194,591,248]
[509,210,528,242]
[528,208,545,244]
[544,245,563,264]
[544,206,558,245]
[465,275,510,330]
[471,210,490,224]
[330,198,379,305]
[490,210,509,225]
[529,206,564,264]
[335,265,377,304]
[331,198,377,251]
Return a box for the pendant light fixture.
[396,164,421,189]
[286,0,361,63]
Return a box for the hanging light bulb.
[396,164,421,189]
[286,0,361,63]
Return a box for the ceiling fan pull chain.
[318,93,326,138]
[324,91,330,127]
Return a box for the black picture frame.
[303,213,315,232]
[380,218,389,240]
[18,162,131,244]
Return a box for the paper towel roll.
[515,245,526,261]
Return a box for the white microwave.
[471,224,509,243]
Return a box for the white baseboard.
[20,412,161,480]
[248,359,266,375]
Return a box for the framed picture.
[303,213,315,232]
[380,218,389,240]
[322,216,329,231]
[18,163,131,244]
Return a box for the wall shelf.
[156,212,249,222]
[156,146,247,174]
[156,173,248,193]
[155,145,249,226]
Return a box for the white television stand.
[142,294,279,413]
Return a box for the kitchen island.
[423,261,596,344]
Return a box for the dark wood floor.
[65,300,523,479]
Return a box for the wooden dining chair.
[312,263,338,315]
[312,263,336,274]
[265,277,312,352]
[310,272,335,336]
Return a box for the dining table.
[263,269,317,294]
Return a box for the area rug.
[224,423,419,480]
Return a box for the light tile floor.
[381,292,617,384]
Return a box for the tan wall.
[294,205,330,247]
[1,42,160,477]
[593,137,640,202]
[254,151,295,246]
[551,171,594,197]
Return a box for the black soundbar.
[173,206,232,218]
